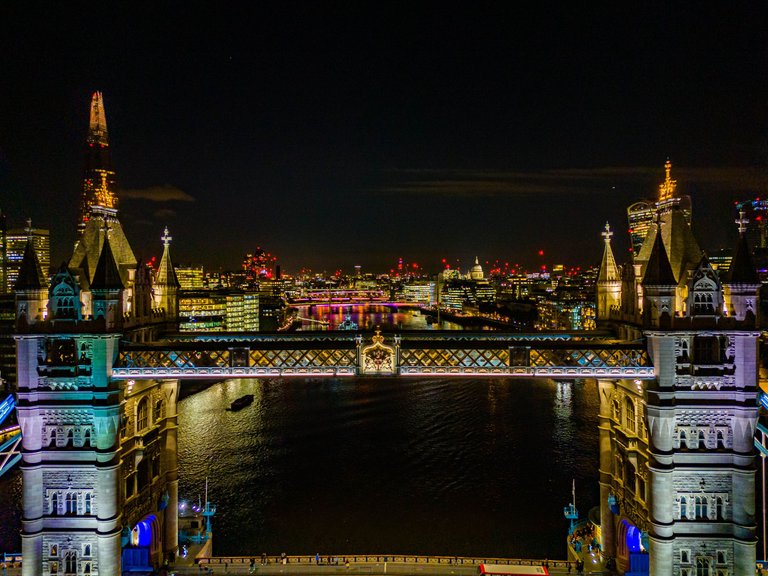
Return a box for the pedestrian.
[249,558,255,573]
[316,552,320,565]
[262,553,267,566]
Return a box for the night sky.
[0,3,766,274]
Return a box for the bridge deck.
[113,331,654,380]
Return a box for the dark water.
[0,378,600,558]
[295,304,463,331]
[177,377,600,559]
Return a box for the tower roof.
[642,224,677,287]
[155,227,180,288]
[728,231,760,285]
[598,222,620,283]
[91,234,124,290]
[14,237,46,291]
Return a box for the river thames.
[0,307,601,560]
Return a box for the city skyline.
[0,3,766,272]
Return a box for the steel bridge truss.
[113,332,654,380]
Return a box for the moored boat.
[228,394,254,411]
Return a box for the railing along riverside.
[197,554,575,569]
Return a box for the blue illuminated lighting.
[0,395,15,425]
[135,515,156,548]
[623,519,642,553]
[759,392,768,410]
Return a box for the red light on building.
[538,250,544,257]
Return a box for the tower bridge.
[5,94,763,576]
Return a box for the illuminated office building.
[178,289,259,332]
[78,92,117,238]
[1,225,50,293]
[403,281,436,305]
[175,265,205,290]
[627,160,692,261]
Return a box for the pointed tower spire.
[14,235,46,291]
[154,227,180,319]
[78,91,117,237]
[598,222,619,284]
[91,228,123,291]
[597,222,621,320]
[642,222,677,287]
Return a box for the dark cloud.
[119,185,195,203]
[374,166,765,198]
[153,208,177,220]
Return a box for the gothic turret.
[14,232,48,327]
[686,255,722,318]
[153,227,180,319]
[597,222,621,320]
[91,231,124,329]
[641,222,677,327]
[723,209,760,322]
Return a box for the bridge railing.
[197,554,575,569]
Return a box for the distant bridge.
[113,329,654,380]
[287,289,388,304]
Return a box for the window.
[625,398,636,433]
[681,549,690,564]
[695,496,708,519]
[680,496,687,519]
[83,544,91,557]
[83,562,91,574]
[50,544,58,557]
[612,399,620,421]
[696,557,712,576]
[51,492,59,516]
[84,493,92,515]
[136,398,148,433]
[49,429,57,447]
[65,492,77,515]
[698,429,706,449]
[680,429,688,449]
[716,497,724,520]
[693,336,722,364]
[65,429,73,448]
[716,430,726,449]
[716,551,726,564]
[153,400,163,423]
[50,561,59,574]
[64,551,76,574]
[83,428,91,447]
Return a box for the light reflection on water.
[295,305,463,331]
[177,377,600,559]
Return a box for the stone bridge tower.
[598,185,760,575]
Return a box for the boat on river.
[228,395,254,411]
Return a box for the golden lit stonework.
[658,158,677,202]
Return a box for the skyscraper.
[0,223,50,294]
[78,91,117,237]
[626,160,692,261]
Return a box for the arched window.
[612,400,620,421]
[136,398,148,433]
[625,398,636,433]
[49,428,57,447]
[696,557,711,576]
[83,544,91,557]
[698,429,706,449]
[83,428,91,447]
[51,492,59,515]
[65,492,77,515]
[65,551,76,574]
[84,493,92,515]
[153,399,163,423]
[716,430,726,449]
[680,496,687,519]
[716,497,724,520]
[695,496,708,519]
[84,562,91,574]
[65,429,74,448]
[680,429,687,449]
[716,551,725,564]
